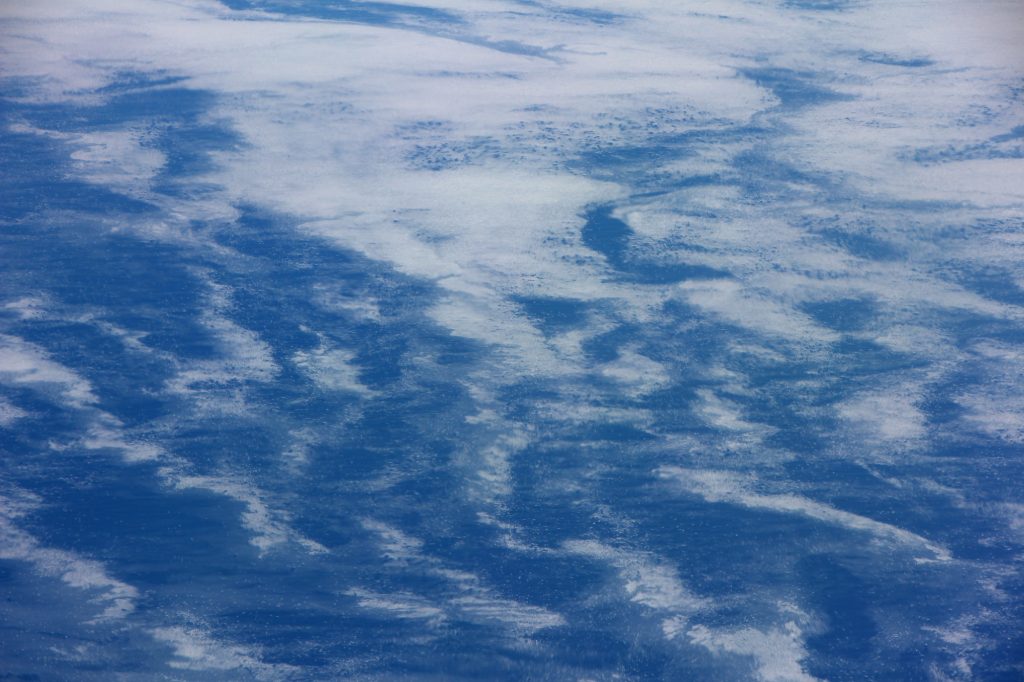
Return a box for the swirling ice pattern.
[1,0,1023,679]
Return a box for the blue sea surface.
[1,1,1023,680]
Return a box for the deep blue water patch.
[784,0,856,10]
[800,554,878,677]
[513,295,589,335]
[218,0,557,59]
[740,67,855,110]
[581,205,731,283]
[801,297,879,332]
[218,0,463,28]
[858,52,935,68]
[814,226,905,260]
[19,87,215,131]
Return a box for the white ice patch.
[3,295,51,320]
[956,341,1024,444]
[292,335,372,396]
[347,588,447,626]
[450,593,566,636]
[0,334,98,408]
[281,427,317,470]
[695,388,769,436]
[658,467,951,562]
[838,380,931,447]
[66,128,165,193]
[468,426,531,506]
[313,286,382,323]
[360,518,426,563]
[151,624,296,680]
[563,539,708,616]
[0,396,28,427]
[598,347,670,397]
[688,621,819,682]
[677,280,840,347]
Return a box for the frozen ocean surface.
[1,0,1023,679]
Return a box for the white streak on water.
[169,473,327,556]
[563,539,708,615]
[0,396,28,427]
[362,518,566,636]
[564,538,819,681]
[151,624,297,680]
[659,466,952,562]
[0,334,99,408]
[346,588,447,626]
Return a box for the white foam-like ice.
[563,539,708,615]
[838,382,929,445]
[2,295,51,320]
[151,624,297,679]
[81,423,165,463]
[292,334,373,396]
[598,347,670,397]
[694,388,768,435]
[677,279,841,347]
[688,621,819,682]
[360,518,426,563]
[0,396,28,427]
[347,588,447,626]
[659,467,952,562]
[451,593,566,636]
[0,334,99,408]
[956,341,1024,445]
